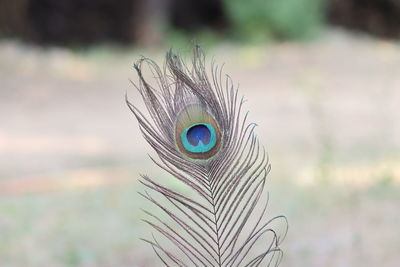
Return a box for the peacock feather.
[127,45,288,266]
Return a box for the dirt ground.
[0,29,399,266]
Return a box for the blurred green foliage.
[224,0,327,41]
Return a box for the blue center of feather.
[181,123,216,153]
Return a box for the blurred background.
[0,0,399,266]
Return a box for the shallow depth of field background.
[1,0,400,266]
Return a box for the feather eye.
[127,46,287,267]
[175,104,221,160]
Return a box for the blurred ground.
[0,29,399,266]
